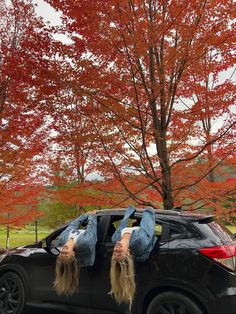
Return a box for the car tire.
[0,271,27,314]
[147,291,203,314]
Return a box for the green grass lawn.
[0,226,53,249]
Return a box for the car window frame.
[98,212,171,245]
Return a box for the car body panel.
[0,208,236,314]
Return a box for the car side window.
[104,216,140,243]
[112,218,138,230]
[104,216,163,243]
[155,224,163,239]
[169,227,181,238]
[168,222,187,240]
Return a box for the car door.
[90,214,170,314]
[26,229,91,308]
[89,214,130,314]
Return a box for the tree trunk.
[35,220,38,243]
[159,135,174,210]
[207,144,215,182]
[161,164,174,210]
[148,0,174,210]
[6,225,10,249]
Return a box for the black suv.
[0,208,235,314]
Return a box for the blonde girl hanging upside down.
[54,212,97,296]
[110,206,156,309]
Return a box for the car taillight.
[199,246,236,272]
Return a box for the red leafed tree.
[46,0,236,211]
[42,74,101,215]
[49,93,98,184]
[0,184,43,226]
[0,0,52,225]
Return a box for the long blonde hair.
[110,255,136,309]
[54,255,80,296]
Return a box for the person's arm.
[84,215,98,244]
[129,208,156,253]
[58,214,89,245]
[139,208,155,239]
[64,214,89,232]
[111,205,136,243]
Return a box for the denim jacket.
[112,206,156,262]
[58,214,97,267]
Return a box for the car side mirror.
[48,247,60,256]
[0,248,6,254]
[38,237,59,256]
[45,238,62,256]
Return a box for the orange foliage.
[0,0,54,225]
[45,0,235,214]
[0,184,44,226]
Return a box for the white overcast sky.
[33,0,62,26]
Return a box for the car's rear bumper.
[207,289,236,314]
[197,256,236,314]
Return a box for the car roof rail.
[174,206,182,212]
[195,216,214,223]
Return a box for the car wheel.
[0,271,27,314]
[147,291,203,314]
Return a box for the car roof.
[97,208,214,222]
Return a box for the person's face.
[59,244,75,259]
[112,241,130,261]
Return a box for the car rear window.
[194,220,234,245]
